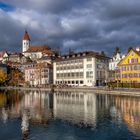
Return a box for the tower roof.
[23,31,30,41]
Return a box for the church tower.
[22,31,30,53]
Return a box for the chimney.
[136,47,140,52]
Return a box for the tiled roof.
[54,51,110,62]
[23,31,30,41]
[25,45,51,53]
[9,53,24,57]
[42,49,54,55]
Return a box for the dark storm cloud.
[0,0,140,55]
[1,0,87,14]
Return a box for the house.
[109,52,124,71]
[8,53,28,64]
[108,52,124,82]
[53,51,109,87]
[118,47,140,83]
[0,51,9,63]
[24,62,53,87]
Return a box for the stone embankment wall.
[0,86,140,97]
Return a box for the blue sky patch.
[0,2,15,11]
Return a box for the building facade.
[53,51,109,87]
[108,52,124,82]
[109,52,124,71]
[24,62,53,87]
[118,48,140,83]
[0,52,8,63]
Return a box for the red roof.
[25,45,51,53]
[23,31,30,41]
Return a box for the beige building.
[24,62,53,87]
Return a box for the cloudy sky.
[0,0,140,55]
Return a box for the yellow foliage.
[0,69,7,84]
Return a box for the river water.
[0,90,140,140]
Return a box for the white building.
[22,31,54,61]
[109,52,124,70]
[53,51,109,87]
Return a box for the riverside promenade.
[0,86,140,97]
[54,87,140,97]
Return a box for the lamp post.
[115,67,119,89]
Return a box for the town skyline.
[1,1,140,55]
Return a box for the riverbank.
[54,87,140,97]
[0,86,140,97]
[0,86,51,91]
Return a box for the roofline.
[54,51,110,62]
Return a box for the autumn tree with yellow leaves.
[9,69,24,86]
[0,69,7,85]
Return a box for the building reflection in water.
[0,90,53,140]
[114,95,140,137]
[0,90,140,138]
[53,91,97,128]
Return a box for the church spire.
[23,30,30,41]
[22,30,30,53]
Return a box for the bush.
[107,82,140,88]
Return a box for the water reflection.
[0,90,140,139]
[114,96,140,137]
[53,92,97,128]
[0,90,52,140]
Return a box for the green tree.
[127,47,132,53]
[101,51,106,56]
[113,47,120,56]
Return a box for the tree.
[101,51,106,56]
[9,69,24,86]
[0,69,7,85]
[113,47,120,56]
[127,47,132,53]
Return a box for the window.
[86,71,93,78]
[87,64,92,68]
[134,65,137,70]
[87,58,92,61]
[129,58,138,63]
[80,72,83,78]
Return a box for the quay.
[0,86,140,97]
[54,87,140,97]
